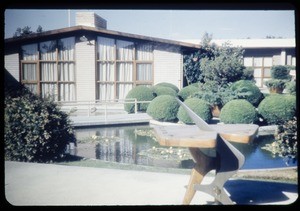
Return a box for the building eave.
[5,25,201,50]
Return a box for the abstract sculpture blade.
[176,98,245,204]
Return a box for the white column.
[281,49,286,65]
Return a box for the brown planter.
[211,105,221,117]
[269,87,284,94]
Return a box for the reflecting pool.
[73,124,297,170]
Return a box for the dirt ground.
[234,168,298,183]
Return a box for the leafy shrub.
[230,80,264,106]
[262,117,297,161]
[285,80,296,95]
[271,65,291,79]
[5,89,75,162]
[193,91,223,107]
[258,94,296,125]
[153,86,177,97]
[264,79,287,89]
[219,99,258,124]
[124,86,155,113]
[178,85,199,100]
[146,95,180,122]
[154,82,179,93]
[177,98,212,124]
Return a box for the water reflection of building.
[76,126,154,165]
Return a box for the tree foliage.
[183,33,252,87]
[13,25,43,38]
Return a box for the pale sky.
[4,9,296,40]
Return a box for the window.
[20,37,76,101]
[96,37,153,101]
[246,56,273,88]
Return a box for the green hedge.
[258,94,296,125]
[230,80,264,106]
[124,86,155,113]
[5,89,75,162]
[219,99,258,124]
[177,98,212,124]
[146,95,180,122]
[154,82,179,93]
[271,65,291,79]
[178,85,200,100]
[153,86,178,97]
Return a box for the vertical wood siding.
[153,44,183,89]
[5,53,20,82]
[75,39,96,102]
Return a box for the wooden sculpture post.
[152,98,259,205]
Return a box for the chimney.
[76,12,107,29]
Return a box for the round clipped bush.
[146,95,179,122]
[124,86,155,113]
[258,94,296,125]
[177,98,212,124]
[271,65,291,79]
[5,89,75,162]
[154,82,179,93]
[178,85,200,100]
[153,86,177,97]
[219,99,258,124]
[230,80,264,106]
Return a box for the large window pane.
[253,68,262,77]
[117,40,134,60]
[24,84,38,94]
[253,57,263,66]
[58,37,75,60]
[59,63,75,81]
[117,63,133,81]
[264,57,272,66]
[243,57,253,67]
[117,83,132,100]
[59,83,76,101]
[98,84,114,101]
[98,62,115,81]
[22,44,38,60]
[22,64,37,81]
[263,68,271,78]
[40,41,57,60]
[41,63,57,81]
[98,37,115,60]
[137,63,152,81]
[136,44,153,60]
[41,83,58,101]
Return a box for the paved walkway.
[4,161,298,206]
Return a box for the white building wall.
[75,39,96,102]
[5,53,19,81]
[153,45,183,89]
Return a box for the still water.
[73,124,297,170]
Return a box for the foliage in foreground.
[262,117,297,161]
[5,88,75,162]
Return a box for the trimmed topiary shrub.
[271,65,291,79]
[5,89,75,163]
[146,95,180,122]
[219,99,258,124]
[258,94,296,125]
[178,85,200,100]
[124,86,155,113]
[230,80,264,106]
[177,98,212,124]
[154,82,179,93]
[153,86,178,97]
